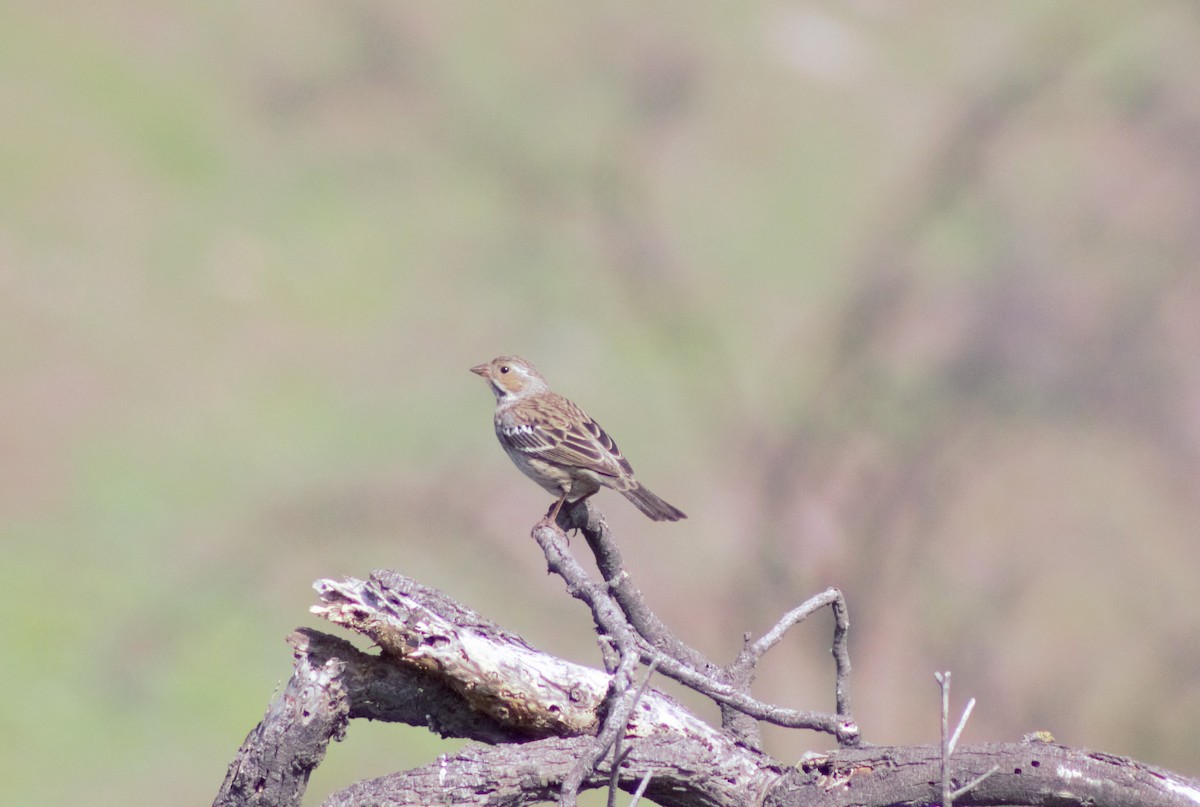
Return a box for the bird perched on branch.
[471,356,686,523]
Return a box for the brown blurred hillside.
[2,3,1199,805]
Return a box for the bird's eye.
[499,365,510,374]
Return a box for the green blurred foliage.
[2,2,1199,804]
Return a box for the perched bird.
[471,356,686,522]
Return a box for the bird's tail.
[620,483,687,522]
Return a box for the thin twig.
[608,659,659,807]
[552,506,859,746]
[935,671,989,806]
[533,522,660,805]
[639,639,859,743]
[568,502,721,675]
[561,625,638,799]
[949,697,976,755]
[936,671,951,807]
[738,587,852,719]
[951,764,1000,799]
[830,592,852,718]
[628,769,654,806]
[606,747,632,807]
[745,590,840,659]
[560,643,639,806]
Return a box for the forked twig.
[738,587,853,718]
[607,659,660,807]
[935,671,998,806]
[937,671,951,807]
[637,640,858,742]
[538,502,862,803]
[564,501,858,743]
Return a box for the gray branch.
[214,509,1200,806]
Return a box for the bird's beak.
[470,364,489,377]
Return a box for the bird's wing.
[500,395,633,480]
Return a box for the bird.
[471,356,686,523]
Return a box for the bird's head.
[470,356,550,402]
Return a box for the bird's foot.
[538,501,572,539]
[536,513,569,540]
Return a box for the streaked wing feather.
[502,423,556,453]
[500,396,633,479]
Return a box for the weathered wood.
[325,734,780,807]
[215,570,1200,807]
[215,501,1200,806]
[766,741,1200,807]
[214,631,349,807]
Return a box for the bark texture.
[215,502,1200,806]
[215,571,1200,807]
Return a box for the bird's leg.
[544,484,598,532]
[559,491,599,534]
[545,492,569,524]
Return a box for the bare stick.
[639,639,859,743]
[951,764,1001,800]
[949,697,976,755]
[935,671,992,806]
[565,502,717,674]
[533,523,662,805]
[737,587,853,719]
[745,590,836,658]
[608,659,660,807]
[936,671,952,807]
[628,769,654,806]
[830,591,852,718]
[561,643,640,806]
[558,503,860,745]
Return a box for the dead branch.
[214,630,349,807]
[326,738,1200,807]
[768,740,1200,807]
[325,734,772,807]
[215,503,1200,806]
[555,501,858,748]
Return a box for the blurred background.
[4,2,1200,804]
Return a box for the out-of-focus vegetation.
[3,3,1199,804]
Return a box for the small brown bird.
[471,356,686,522]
